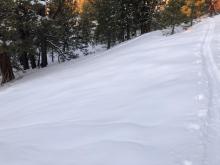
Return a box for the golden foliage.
[181,0,205,17]
[181,5,192,16]
[77,0,86,13]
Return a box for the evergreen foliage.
[161,0,186,34]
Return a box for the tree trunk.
[171,16,175,35]
[30,54,36,69]
[145,21,151,33]
[107,38,111,49]
[171,24,175,35]
[0,53,15,84]
[140,21,151,34]
[140,24,145,34]
[20,52,30,70]
[37,52,41,67]
[118,28,125,42]
[63,41,69,52]
[41,38,48,68]
[107,31,111,49]
[126,24,130,40]
[51,48,54,63]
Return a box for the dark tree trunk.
[30,54,36,69]
[63,41,69,52]
[119,29,125,42]
[20,52,30,70]
[41,38,48,68]
[140,21,150,34]
[107,38,111,49]
[171,24,175,35]
[51,48,54,63]
[63,43,66,52]
[140,24,145,34]
[126,24,131,40]
[37,52,41,67]
[146,21,151,33]
[140,26,143,34]
[0,53,15,84]
[107,31,111,49]
[171,16,175,35]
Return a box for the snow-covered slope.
[1,15,220,165]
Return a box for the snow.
[1,15,220,165]
[30,0,46,6]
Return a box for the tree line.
[0,0,216,84]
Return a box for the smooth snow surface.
[1,15,220,165]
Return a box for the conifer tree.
[14,0,38,70]
[138,0,161,34]
[93,0,118,49]
[79,0,95,55]
[0,0,16,83]
[161,0,186,34]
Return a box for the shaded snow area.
[1,15,220,165]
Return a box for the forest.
[0,0,216,84]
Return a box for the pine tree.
[0,0,16,84]
[35,1,49,67]
[93,0,119,49]
[137,0,161,34]
[46,0,82,61]
[161,0,186,34]
[79,1,95,55]
[14,0,38,70]
[92,0,163,47]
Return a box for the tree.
[79,0,95,55]
[91,0,164,48]
[0,0,16,84]
[35,2,49,67]
[0,52,15,84]
[138,0,161,34]
[181,0,206,26]
[93,0,119,49]
[0,0,95,84]
[46,0,83,60]
[14,0,38,70]
[161,0,186,34]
